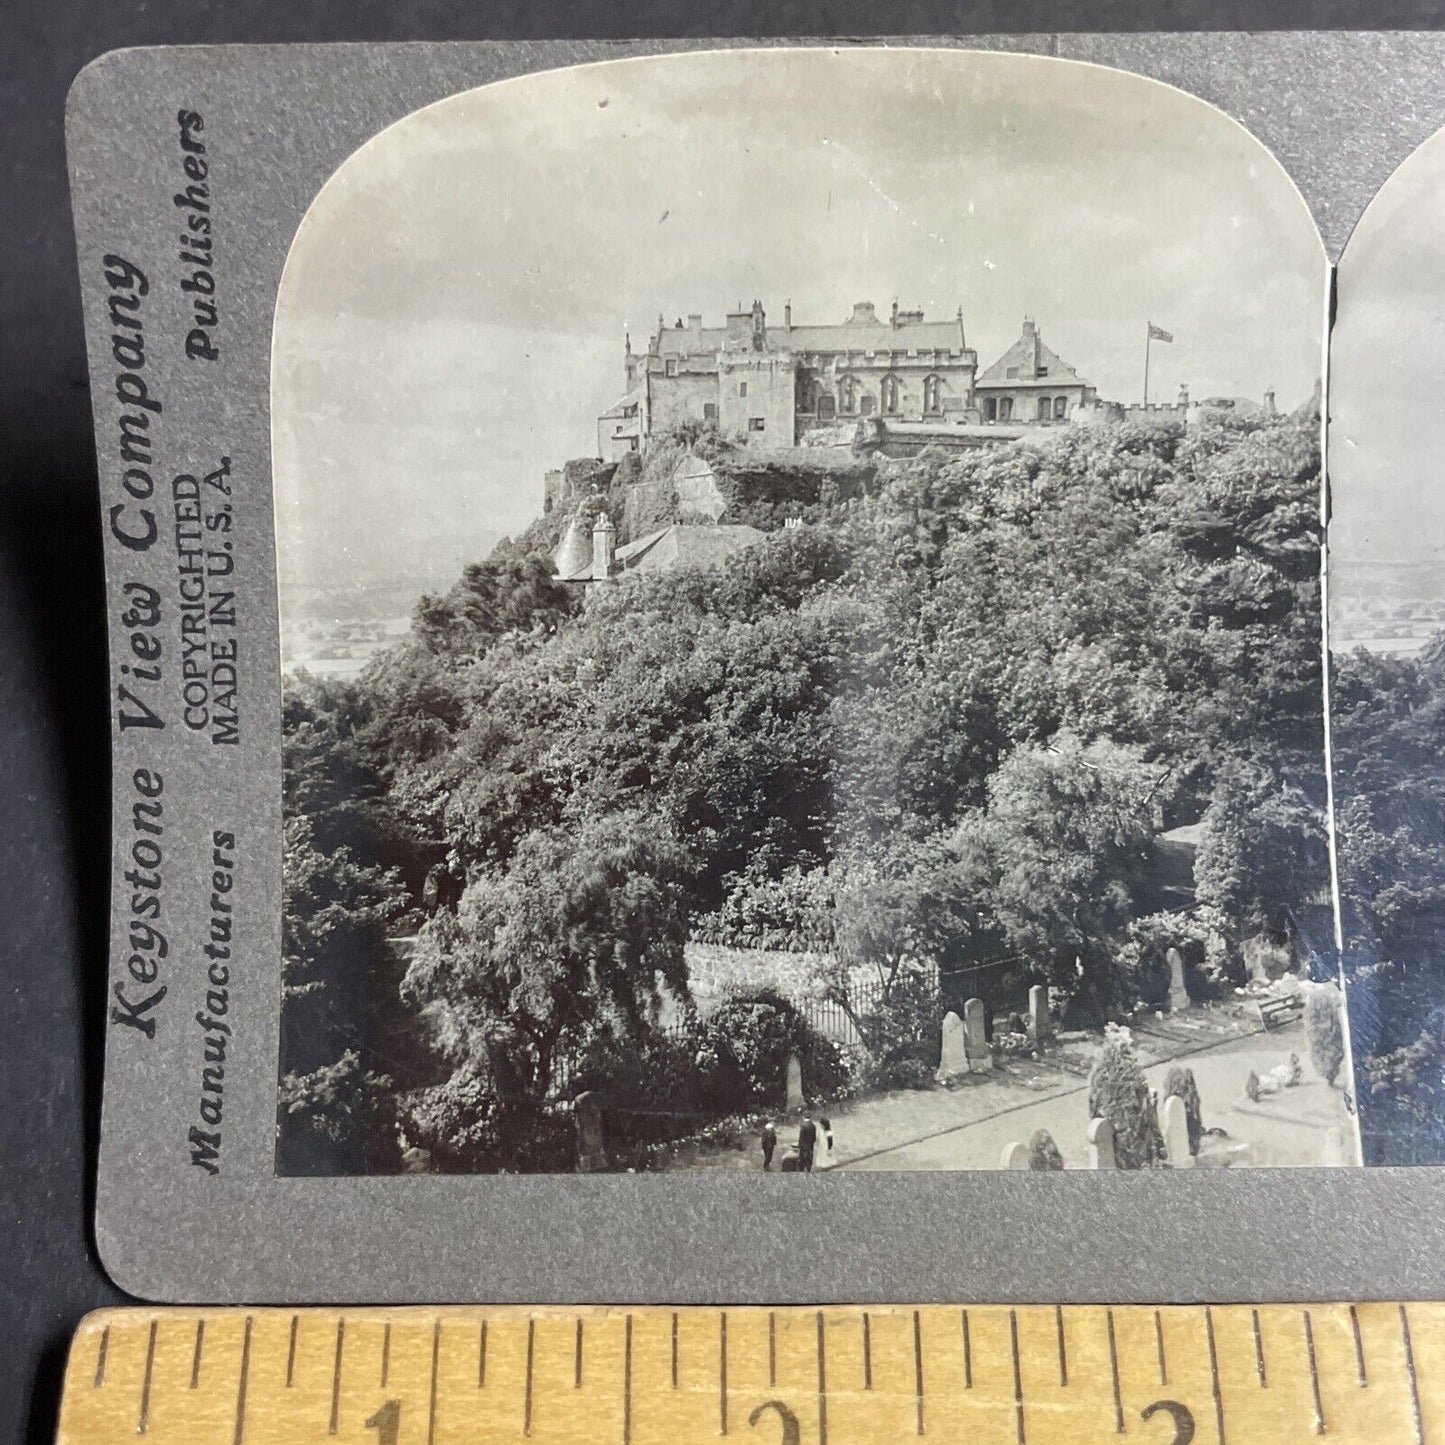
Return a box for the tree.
[402,809,692,1099]
[954,734,1163,1011]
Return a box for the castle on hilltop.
[595,300,1279,465]
[596,301,1111,460]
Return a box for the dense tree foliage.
[278,411,1329,1171]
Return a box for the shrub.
[853,967,948,1085]
[702,990,850,1112]
[1304,982,1346,1086]
[400,1065,574,1174]
[1028,1128,1065,1171]
[1086,1024,1164,1169]
[1162,1065,1203,1155]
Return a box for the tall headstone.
[936,1012,967,1082]
[1028,985,1049,1049]
[785,1054,804,1111]
[1001,1142,1030,1170]
[573,1091,607,1174]
[1167,948,1190,1013]
[1161,1094,1193,1168]
[963,998,992,1073]
[1086,1117,1116,1170]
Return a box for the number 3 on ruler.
[365,1400,401,1445]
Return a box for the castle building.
[973,317,1098,424]
[598,299,985,459]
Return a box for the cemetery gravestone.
[936,1011,967,1082]
[1001,1142,1030,1170]
[574,1091,607,1173]
[1028,985,1049,1049]
[1087,1116,1116,1169]
[785,1054,804,1111]
[1161,1094,1193,1168]
[964,997,992,1073]
[1167,947,1190,1012]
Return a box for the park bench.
[1257,992,1305,1030]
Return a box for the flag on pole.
[1148,322,1174,343]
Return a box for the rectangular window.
[665,358,678,377]
[1038,366,1049,377]
[1005,366,1019,379]
[703,403,718,423]
[739,381,748,398]
[748,417,765,431]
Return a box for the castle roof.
[651,305,967,361]
[616,523,766,574]
[976,319,1087,390]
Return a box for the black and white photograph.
[1329,121,1445,1166]
[271,46,1353,1178]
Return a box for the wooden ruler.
[56,1304,1442,1444]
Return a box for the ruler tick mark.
[232,1316,252,1445]
[576,1318,584,1389]
[671,1312,678,1389]
[329,1318,346,1435]
[285,1315,298,1388]
[382,1322,391,1389]
[1304,1310,1325,1435]
[1206,1306,1227,1445]
[1252,1308,1266,1388]
[624,1312,635,1445]
[1107,1309,1123,1434]
[961,1309,972,1389]
[479,1320,488,1388]
[137,1318,158,1434]
[191,1319,205,1389]
[914,1309,925,1436]
[816,1311,828,1445]
[1400,1306,1424,1445]
[1011,1309,1026,1445]
[625,1315,634,1445]
[862,1312,872,1390]
[1056,1304,1068,1387]
[719,1311,728,1435]
[1155,1309,1168,1386]
[426,1320,441,1445]
[769,1311,776,1388]
[93,1325,109,1389]
[1350,1305,1366,1387]
[525,1318,536,1436]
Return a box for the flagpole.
[1144,321,1151,407]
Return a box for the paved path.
[660,1014,1356,1172]
[839,1024,1350,1171]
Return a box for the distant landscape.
[1331,556,1445,654]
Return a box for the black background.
[3,3,1440,1440]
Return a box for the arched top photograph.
[269,45,1347,1180]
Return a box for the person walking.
[797,1112,818,1173]
[760,1121,777,1171]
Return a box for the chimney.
[687,313,703,331]
[1021,317,1040,376]
[784,301,792,330]
[1263,386,1277,415]
[890,299,899,328]
[850,301,878,325]
[591,513,616,581]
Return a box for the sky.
[1331,126,1445,576]
[272,46,1326,596]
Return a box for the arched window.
[881,374,900,414]
[839,375,857,413]
[923,374,943,414]
[1054,395,1068,420]
[998,397,1013,421]
[817,393,836,420]
[859,393,875,416]
[1037,395,1052,422]
[984,397,997,422]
